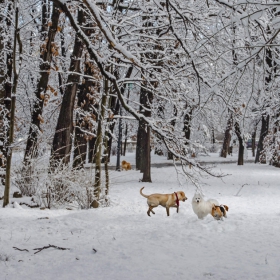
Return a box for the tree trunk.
[24,2,60,161]
[88,137,97,164]
[136,86,153,182]
[252,128,257,157]
[73,125,87,169]
[103,127,110,199]
[51,9,84,166]
[167,106,177,160]
[141,125,152,182]
[123,124,128,156]
[154,101,165,156]
[234,122,244,165]
[183,107,192,145]
[107,66,133,163]
[255,42,275,164]
[255,115,270,164]
[92,91,108,208]
[73,58,100,168]
[271,116,280,167]
[0,0,12,185]
[3,4,19,207]
[116,105,122,171]
[211,128,215,144]
[220,115,233,158]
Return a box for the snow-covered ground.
[1,151,280,280]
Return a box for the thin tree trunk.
[107,66,133,163]
[255,37,276,163]
[24,2,60,161]
[0,0,12,185]
[255,115,269,163]
[142,124,152,182]
[88,137,97,164]
[154,101,165,156]
[211,128,215,144]
[234,122,244,165]
[252,127,257,157]
[271,113,280,167]
[136,86,153,182]
[51,9,85,166]
[183,106,192,145]
[123,124,128,156]
[104,127,110,199]
[73,59,100,168]
[167,106,177,160]
[3,4,19,207]
[91,91,107,208]
[220,115,233,158]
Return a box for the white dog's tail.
[140,187,149,198]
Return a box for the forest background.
[0,0,280,209]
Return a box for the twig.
[19,202,40,208]
[33,244,70,254]
[13,247,29,252]
[235,184,249,196]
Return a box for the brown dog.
[122,160,131,171]
[211,204,229,220]
[140,187,187,216]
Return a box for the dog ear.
[212,203,216,209]
[223,205,229,211]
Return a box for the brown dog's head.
[177,191,187,202]
[211,204,229,220]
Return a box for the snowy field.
[1,152,280,280]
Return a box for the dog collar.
[174,192,179,206]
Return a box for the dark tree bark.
[255,44,275,164]
[255,115,270,163]
[234,122,244,165]
[73,58,100,168]
[167,106,177,160]
[183,105,192,145]
[251,126,257,157]
[123,124,128,156]
[136,86,153,182]
[220,115,233,158]
[0,0,12,184]
[3,4,21,207]
[154,100,165,156]
[24,2,60,161]
[51,9,85,166]
[211,128,215,144]
[121,85,132,157]
[271,114,280,167]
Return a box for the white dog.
[192,193,228,220]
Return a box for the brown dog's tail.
[140,187,149,198]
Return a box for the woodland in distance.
[0,0,280,209]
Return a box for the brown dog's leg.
[166,207,170,216]
[147,206,155,216]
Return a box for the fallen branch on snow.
[235,184,249,196]
[19,202,40,208]
[33,244,70,254]
[13,247,29,252]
